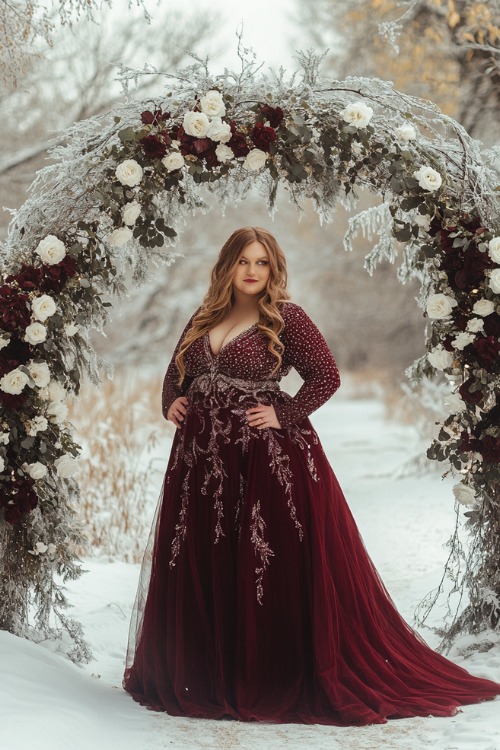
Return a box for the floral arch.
[0,52,499,661]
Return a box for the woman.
[123,226,500,725]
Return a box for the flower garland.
[0,54,498,656]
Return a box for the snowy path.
[2,391,500,750]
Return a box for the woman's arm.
[161,306,201,420]
[273,303,341,429]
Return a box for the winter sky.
[167,0,296,72]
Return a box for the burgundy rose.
[251,122,277,151]
[0,388,29,411]
[483,313,500,338]
[176,125,198,158]
[4,505,22,524]
[459,430,481,454]
[479,435,500,463]
[0,286,31,332]
[451,307,469,332]
[261,104,284,128]
[140,109,170,126]
[0,337,30,366]
[17,486,38,514]
[458,378,484,405]
[5,264,43,292]
[479,403,500,431]
[40,256,77,294]
[140,134,169,159]
[473,336,500,367]
[192,138,212,155]
[228,122,250,157]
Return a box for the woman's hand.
[167,396,189,429]
[245,402,281,430]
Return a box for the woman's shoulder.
[278,300,309,324]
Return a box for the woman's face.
[232,240,271,298]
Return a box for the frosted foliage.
[0,48,499,659]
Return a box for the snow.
[2,384,500,750]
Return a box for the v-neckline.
[206,322,259,358]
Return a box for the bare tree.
[293,0,500,142]
[0,3,221,235]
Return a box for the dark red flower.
[483,313,500,338]
[228,122,250,157]
[473,336,500,367]
[40,256,77,294]
[251,122,277,151]
[261,104,284,128]
[17,487,38,513]
[0,285,31,332]
[140,134,169,159]
[4,505,22,524]
[458,378,484,405]
[459,430,481,453]
[479,435,500,463]
[5,264,43,292]
[140,109,170,126]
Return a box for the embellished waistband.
[188,371,281,396]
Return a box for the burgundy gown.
[123,301,500,724]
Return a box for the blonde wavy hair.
[175,226,291,384]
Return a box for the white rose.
[24,322,47,345]
[0,432,9,445]
[341,101,374,129]
[0,455,4,473]
[35,541,48,554]
[26,462,47,480]
[162,152,185,172]
[183,111,210,138]
[26,416,48,436]
[206,117,231,143]
[199,90,226,118]
[395,124,417,141]
[47,401,68,424]
[215,144,234,163]
[108,227,133,247]
[0,334,10,350]
[427,346,453,370]
[452,331,475,350]
[47,543,57,555]
[64,322,79,336]
[0,368,29,395]
[489,268,500,294]
[121,201,141,226]
[48,380,67,402]
[452,482,477,506]
[54,453,78,478]
[35,235,67,265]
[466,317,484,333]
[28,361,51,388]
[472,298,495,317]
[444,392,466,413]
[488,237,500,264]
[31,294,57,322]
[243,149,267,171]
[426,293,457,319]
[413,166,442,192]
[115,159,143,188]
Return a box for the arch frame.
[0,51,499,659]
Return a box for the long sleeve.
[161,306,201,420]
[273,303,341,429]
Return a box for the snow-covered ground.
[2,385,500,750]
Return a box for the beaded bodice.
[161,301,341,429]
